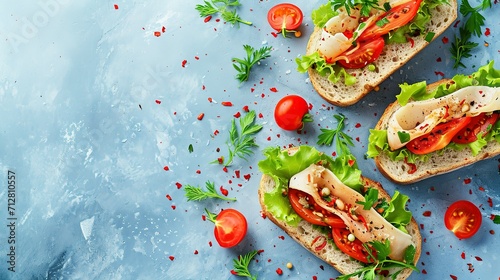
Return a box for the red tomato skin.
[358,0,423,42]
[406,117,471,155]
[332,227,373,263]
[452,112,499,144]
[267,3,303,31]
[337,37,385,69]
[274,95,310,131]
[289,189,345,228]
[444,200,482,239]
[213,209,248,248]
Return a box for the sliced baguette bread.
[306,0,458,106]
[258,148,422,279]
[373,80,500,184]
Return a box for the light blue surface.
[0,0,499,279]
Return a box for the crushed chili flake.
[437,57,442,62]
[155,99,161,104]
[242,105,249,112]
[196,169,201,174]
[208,97,213,103]
[348,159,355,167]
[258,112,263,118]
[213,129,220,136]
[269,87,278,92]
[442,36,449,44]
[488,197,493,207]
[222,166,228,173]
[231,270,238,275]
[162,26,166,33]
[278,235,285,240]
[485,27,491,36]
[171,205,176,210]
[243,174,251,180]
[475,256,483,261]
[479,186,485,192]
[202,214,206,221]
[154,31,161,37]
[408,37,415,48]
[197,113,205,120]
[435,71,445,77]
[271,32,278,38]
[454,20,461,28]
[450,275,457,280]
[166,194,172,201]
[235,170,240,178]
[423,211,432,217]
[422,269,427,274]
[233,111,241,118]
[461,251,466,259]
[169,256,175,261]
[194,250,199,255]
[276,268,283,275]
[355,123,361,128]
[220,186,229,196]
[208,241,212,247]
[175,182,182,189]
[464,178,472,184]
[221,101,233,106]
[114,4,119,9]
[204,15,212,23]
[181,60,187,67]
[163,166,169,171]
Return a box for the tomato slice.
[444,200,482,239]
[332,227,374,263]
[406,116,472,155]
[267,3,303,33]
[452,112,499,144]
[337,37,385,69]
[289,189,345,228]
[213,209,247,248]
[274,95,313,131]
[358,0,423,42]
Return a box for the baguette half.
[373,80,500,184]
[305,0,457,106]
[258,148,422,279]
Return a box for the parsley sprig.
[317,114,354,156]
[231,250,259,280]
[337,241,419,280]
[184,181,236,202]
[331,0,382,17]
[219,110,263,166]
[450,0,491,68]
[232,45,273,83]
[195,0,252,26]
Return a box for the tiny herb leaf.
[357,188,379,210]
[317,114,354,156]
[184,181,236,201]
[232,250,258,280]
[195,0,252,26]
[232,45,272,83]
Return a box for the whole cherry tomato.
[274,95,313,131]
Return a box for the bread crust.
[305,0,458,106]
[258,150,422,279]
[373,80,500,184]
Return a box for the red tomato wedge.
[288,189,346,228]
[452,112,499,144]
[267,3,303,35]
[211,209,247,248]
[358,0,423,42]
[332,227,374,263]
[337,37,385,69]
[444,200,482,239]
[274,95,313,131]
[406,116,471,155]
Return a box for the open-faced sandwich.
[367,61,500,184]
[258,145,422,279]
[296,0,457,106]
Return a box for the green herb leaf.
[317,114,354,157]
[188,144,194,153]
[220,110,262,166]
[330,0,383,17]
[195,0,252,26]
[232,45,272,83]
[492,214,500,224]
[424,31,435,42]
[232,250,259,280]
[184,181,236,201]
[397,131,411,143]
[356,188,379,210]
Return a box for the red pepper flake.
[475,256,483,261]
[220,186,229,196]
[163,166,170,171]
[216,157,223,164]
[231,270,238,275]
[208,241,212,247]
[442,36,449,44]
[464,178,472,184]
[197,113,205,120]
[479,186,485,192]
[213,130,220,136]
[423,211,432,217]
[422,269,427,274]
[175,182,182,189]
[202,214,206,221]
[169,256,175,261]
[208,97,213,103]
[485,27,491,36]
[491,214,498,221]
[242,105,249,112]
[271,32,278,38]
[313,276,318,280]
[114,4,119,9]
[278,235,285,240]
[235,170,240,178]
[488,197,493,207]
[454,20,461,28]
[194,250,199,255]
[269,87,278,92]
[233,111,241,118]
[221,101,233,107]
[166,194,172,201]
[222,166,228,173]
[450,275,457,280]
[181,60,187,67]
[407,37,415,48]
[276,268,283,275]
[243,174,251,180]
[348,159,355,167]
[435,71,445,77]
[162,26,166,33]
[355,123,361,128]
[267,136,272,141]
[204,15,212,23]
[196,169,201,174]
[171,205,176,210]
[258,112,264,118]
[436,57,442,62]
[154,31,161,37]
[155,99,161,104]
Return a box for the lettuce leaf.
[258,145,363,226]
[311,3,337,28]
[383,191,412,233]
[296,52,357,85]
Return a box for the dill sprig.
[222,110,263,166]
[184,181,236,202]
[195,0,252,26]
[231,250,258,280]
